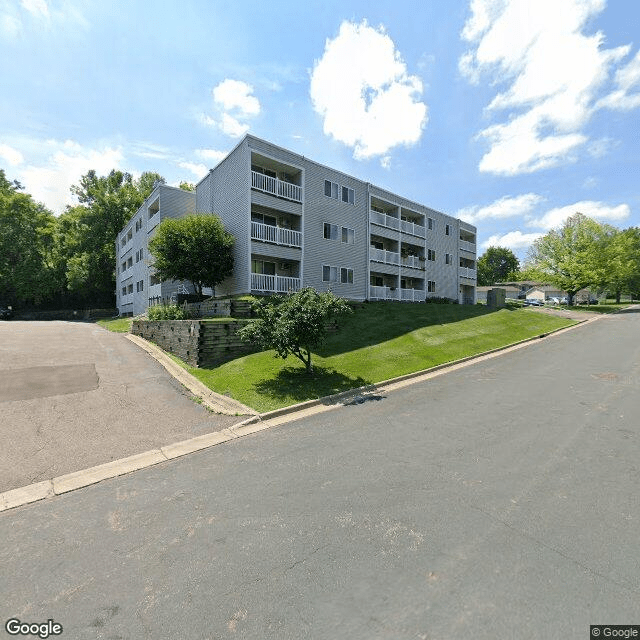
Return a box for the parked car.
[524,298,544,306]
[560,297,569,305]
[547,297,560,305]
[0,303,13,320]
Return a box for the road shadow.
[253,365,371,404]
[317,302,495,357]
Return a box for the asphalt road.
[0,321,244,492]
[1,310,639,639]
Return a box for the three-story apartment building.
[116,135,476,315]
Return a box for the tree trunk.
[615,290,621,304]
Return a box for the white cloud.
[195,148,227,165]
[482,230,544,251]
[457,193,544,224]
[0,143,24,166]
[201,79,260,138]
[527,200,631,230]
[1,12,22,37]
[597,49,640,111]
[460,0,637,174]
[21,0,49,19]
[178,161,207,179]
[16,140,123,214]
[310,19,427,163]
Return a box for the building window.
[127,284,133,294]
[428,280,436,293]
[322,265,338,282]
[324,180,339,199]
[140,248,143,260]
[371,275,384,287]
[342,227,355,244]
[445,253,452,265]
[251,212,277,226]
[150,273,161,286]
[342,186,355,204]
[121,261,126,273]
[127,257,133,268]
[340,267,354,284]
[251,259,276,275]
[323,223,339,240]
[428,249,436,261]
[121,286,127,296]
[428,218,433,230]
[127,229,133,241]
[445,224,451,236]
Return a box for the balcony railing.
[251,273,301,293]
[400,288,425,302]
[460,240,476,253]
[251,171,302,203]
[369,210,400,230]
[400,219,426,238]
[401,255,423,269]
[459,267,477,279]
[251,221,302,248]
[370,247,400,265]
[369,285,399,300]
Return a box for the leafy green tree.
[238,288,352,373]
[0,170,62,307]
[179,181,196,191]
[56,169,165,304]
[600,227,640,302]
[148,214,235,296]
[477,246,520,285]
[524,213,607,305]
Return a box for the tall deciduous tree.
[525,213,606,305]
[0,170,62,307]
[238,288,352,373]
[477,246,520,285]
[148,214,235,296]
[600,227,640,302]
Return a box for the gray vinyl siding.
[201,142,250,296]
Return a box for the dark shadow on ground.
[253,365,372,404]
[611,306,640,314]
[316,302,495,358]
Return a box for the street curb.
[125,333,257,417]
[0,314,596,514]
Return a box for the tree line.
[477,214,640,304]
[0,167,168,309]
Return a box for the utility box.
[487,288,506,308]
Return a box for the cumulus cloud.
[597,49,640,111]
[195,148,227,165]
[201,79,261,138]
[527,200,631,230]
[481,230,544,251]
[21,0,49,19]
[457,193,544,224]
[15,140,123,214]
[460,0,638,174]
[178,161,207,179]
[310,20,427,162]
[0,143,25,166]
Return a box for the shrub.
[148,303,193,320]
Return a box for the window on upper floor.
[340,267,354,284]
[428,249,436,261]
[251,259,276,275]
[445,224,451,235]
[445,253,452,265]
[127,257,133,268]
[252,212,277,226]
[342,186,355,204]
[341,227,355,244]
[428,218,434,231]
[324,180,339,199]
[323,223,339,240]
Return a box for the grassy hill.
[185,302,577,412]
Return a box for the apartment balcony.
[370,247,400,265]
[401,255,424,269]
[251,273,301,294]
[251,221,302,248]
[251,171,302,203]
[459,267,477,279]
[460,240,476,253]
[369,210,400,231]
[400,219,426,238]
[400,288,424,302]
[369,285,399,301]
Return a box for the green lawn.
[96,317,133,332]
[556,302,634,314]
[178,302,577,412]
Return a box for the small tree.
[238,288,352,373]
[148,214,234,296]
[477,246,520,285]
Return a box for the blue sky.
[1,0,639,261]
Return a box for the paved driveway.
[0,321,244,492]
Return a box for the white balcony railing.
[251,221,302,248]
[460,240,476,253]
[400,219,426,238]
[369,211,400,230]
[370,247,400,265]
[459,267,477,279]
[251,171,302,203]
[400,288,424,302]
[369,285,399,300]
[251,273,301,293]
[401,255,424,269]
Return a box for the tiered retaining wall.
[183,298,253,318]
[131,319,256,368]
